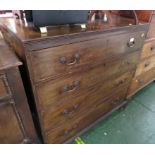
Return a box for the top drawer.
[0,74,10,100]
[141,39,155,60]
[30,31,145,83]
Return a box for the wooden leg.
[119,100,129,110]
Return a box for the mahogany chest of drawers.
[0,34,38,143]
[0,17,149,143]
[128,11,155,97]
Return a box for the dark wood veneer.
[0,35,38,143]
[0,12,149,143]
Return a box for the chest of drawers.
[0,36,38,143]
[0,17,149,143]
[128,11,155,97]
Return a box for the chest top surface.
[0,12,148,42]
[0,33,22,71]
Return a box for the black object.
[25,10,88,27]
[25,10,33,22]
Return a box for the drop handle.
[139,79,144,84]
[144,62,150,67]
[59,52,80,65]
[126,61,131,65]
[127,38,135,47]
[62,104,80,115]
[136,78,144,84]
[116,79,125,86]
[151,45,155,51]
[122,60,130,65]
[64,124,78,135]
[63,81,80,93]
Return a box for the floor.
[71,82,155,144]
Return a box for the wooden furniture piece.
[128,11,155,97]
[0,33,38,143]
[88,10,138,25]
[0,12,149,143]
[0,11,12,14]
[12,10,24,19]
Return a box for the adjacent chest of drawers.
[0,20,148,143]
[128,11,155,97]
[0,36,38,143]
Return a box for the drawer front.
[37,51,139,109]
[128,67,155,96]
[30,31,144,82]
[0,74,11,100]
[141,40,155,60]
[134,54,155,77]
[0,101,24,143]
[40,71,133,132]
[44,87,127,143]
[147,14,155,39]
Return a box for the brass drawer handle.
[144,62,150,67]
[122,60,131,65]
[63,81,80,93]
[136,78,144,84]
[59,56,67,64]
[62,104,80,115]
[127,38,135,47]
[64,124,78,135]
[139,79,144,84]
[116,79,125,86]
[59,52,80,65]
[126,60,131,65]
[151,45,155,51]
